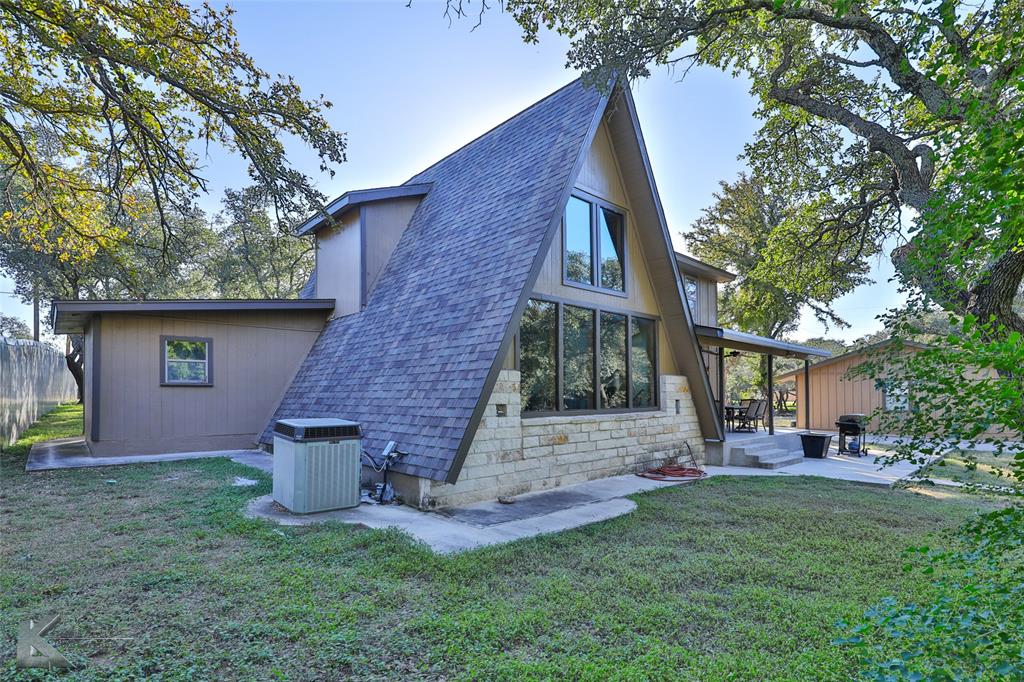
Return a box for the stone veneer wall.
[420,370,704,508]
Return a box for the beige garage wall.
[92,310,327,450]
[793,355,885,431]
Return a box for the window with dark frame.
[519,297,657,415]
[684,276,699,318]
[162,337,211,385]
[600,312,628,408]
[631,317,656,408]
[520,300,558,412]
[562,305,596,410]
[563,194,626,294]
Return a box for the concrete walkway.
[245,473,686,554]
[26,437,272,473]
[244,452,924,553]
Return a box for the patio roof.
[694,325,832,360]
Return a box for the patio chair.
[753,399,769,431]
[725,398,752,431]
[734,399,764,432]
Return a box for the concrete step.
[754,450,804,469]
[733,446,788,468]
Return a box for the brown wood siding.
[793,351,905,430]
[362,197,421,302]
[575,122,629,206]
[698,278,718,326]
[682,275,719,327]
[314,210,361,315]
[531,120,677,375]
[94,310,327,447]
[791,347,1001,433]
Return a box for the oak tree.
[0,0,345,260]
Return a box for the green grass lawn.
[0,404,994,680]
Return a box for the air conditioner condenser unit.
[272,418,362,513]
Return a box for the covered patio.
[694,325,832,438]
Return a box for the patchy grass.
[1,402,83,458]
[0,404,995,680]
[919,449,1023,492]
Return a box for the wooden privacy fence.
[0,338,78,446]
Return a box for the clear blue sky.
[0,0,903,343]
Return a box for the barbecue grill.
[835,414,868,456]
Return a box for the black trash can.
[800,432,833,458]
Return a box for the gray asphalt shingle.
[262,79,604,481]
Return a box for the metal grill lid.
[274,418,361,442]
[836,414,868,424]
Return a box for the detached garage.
[776,339,928,432]
[52,299,333,456]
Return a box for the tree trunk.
[65,334,84,403]
[969,249,1024,336]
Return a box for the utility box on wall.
[272,418,361,513]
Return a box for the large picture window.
[600,312,627,408]
[562,305,596,410]
[520,300,558,412]
[563,194,626,294]
[631,317,656,408]
[519,298,657,414]
[161,336,212,386]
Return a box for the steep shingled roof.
[262,79,607,481]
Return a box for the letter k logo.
[16,616,71,669]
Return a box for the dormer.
[296,184,431,316]
[674,253,736,327]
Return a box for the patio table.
[724,405,743,431]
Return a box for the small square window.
[162,336,212,386]
[883,380,909,411]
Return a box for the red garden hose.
[636,464,708,481]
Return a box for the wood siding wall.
[532,122,678,375]
[90,310,327,448]
[792,355,885,431]
[315,210,361,315]
[693,277,719,327]
[790,350,924,431]
[362,197,422,302]
[791,348,1001,433]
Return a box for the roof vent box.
[272,418,362,514]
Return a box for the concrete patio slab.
[26,437,272,473]
[705,451,925,486]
